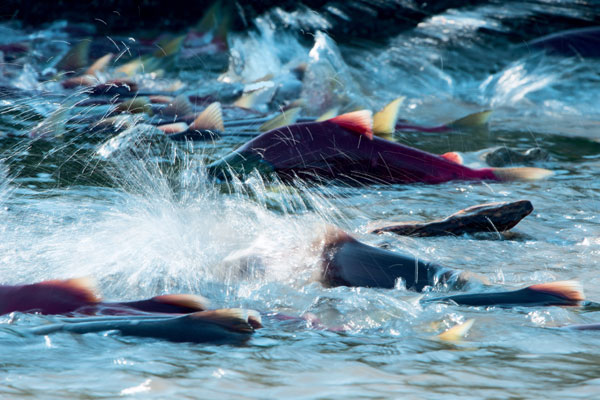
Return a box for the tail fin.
[447,110,492,129]
[373,97,404,136]
[187,308,262,333]
[492,167,553,181]
[259,107,301,132]
[189,102,224,131]
[435,319,475,341]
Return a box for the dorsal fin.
[29,103,72,139]
[189,102,224,131]
[39,277,101,304]
[435,319,475,341]
[259,107,301,132]
[233,91,259,109]
[316,107,339,122]
[373,97,404,135]
[149,95,174,104]
[116,57,144,77]
[196,0,222,32]
[320,225,356,248]
[116,97,152,114]
[252,73,274,83]
[447,110,492,129]
[187,308,262,332]
[154,35,185,58]
[162,95,193,117]
[152,294,209,311]
[328,110,373,140]
[55,39,91,71]
[157,122,189,134]
[527,280,584,302]
[440,151,463,165]
[85,53,113,76]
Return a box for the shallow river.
[0,2,599,399]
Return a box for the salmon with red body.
[208,110,551,185]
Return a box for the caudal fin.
[435,319,475,341]
[259,107,301,132]
[373,97,404,136]
[447,110,492,129]
[492,167,553,181]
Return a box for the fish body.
[209,111,499,185]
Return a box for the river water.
[0,2,599,399]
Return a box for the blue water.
[0,2,600,398]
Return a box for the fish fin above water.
[157,122,189,134]
[149,95,174,104]
[320,225,356,247]
[162,95,193,117]
[116,97,152,114]
[259,107,301,132]
[151,294,210,312]
[373,97,404,135]
[527,280,584,303]
[491,167,553,181]
[29,102,73,139]
[328,110,373,140]
[186,308,262,332]
[447,110,492,129]
[190,102,224,131]
[38,277,102,304]
[435,319,475,342]
[316,107,339,122]
[85,53,113,76]
[154,35,185,58]
[233,91,259,109]
[55,39,90,71]
[440,151,463,165]
[116,57,144,76]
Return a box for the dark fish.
[318,228,468,291]
[424,281,584,307]
[369,200,534,237]
[27,309,261,344]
